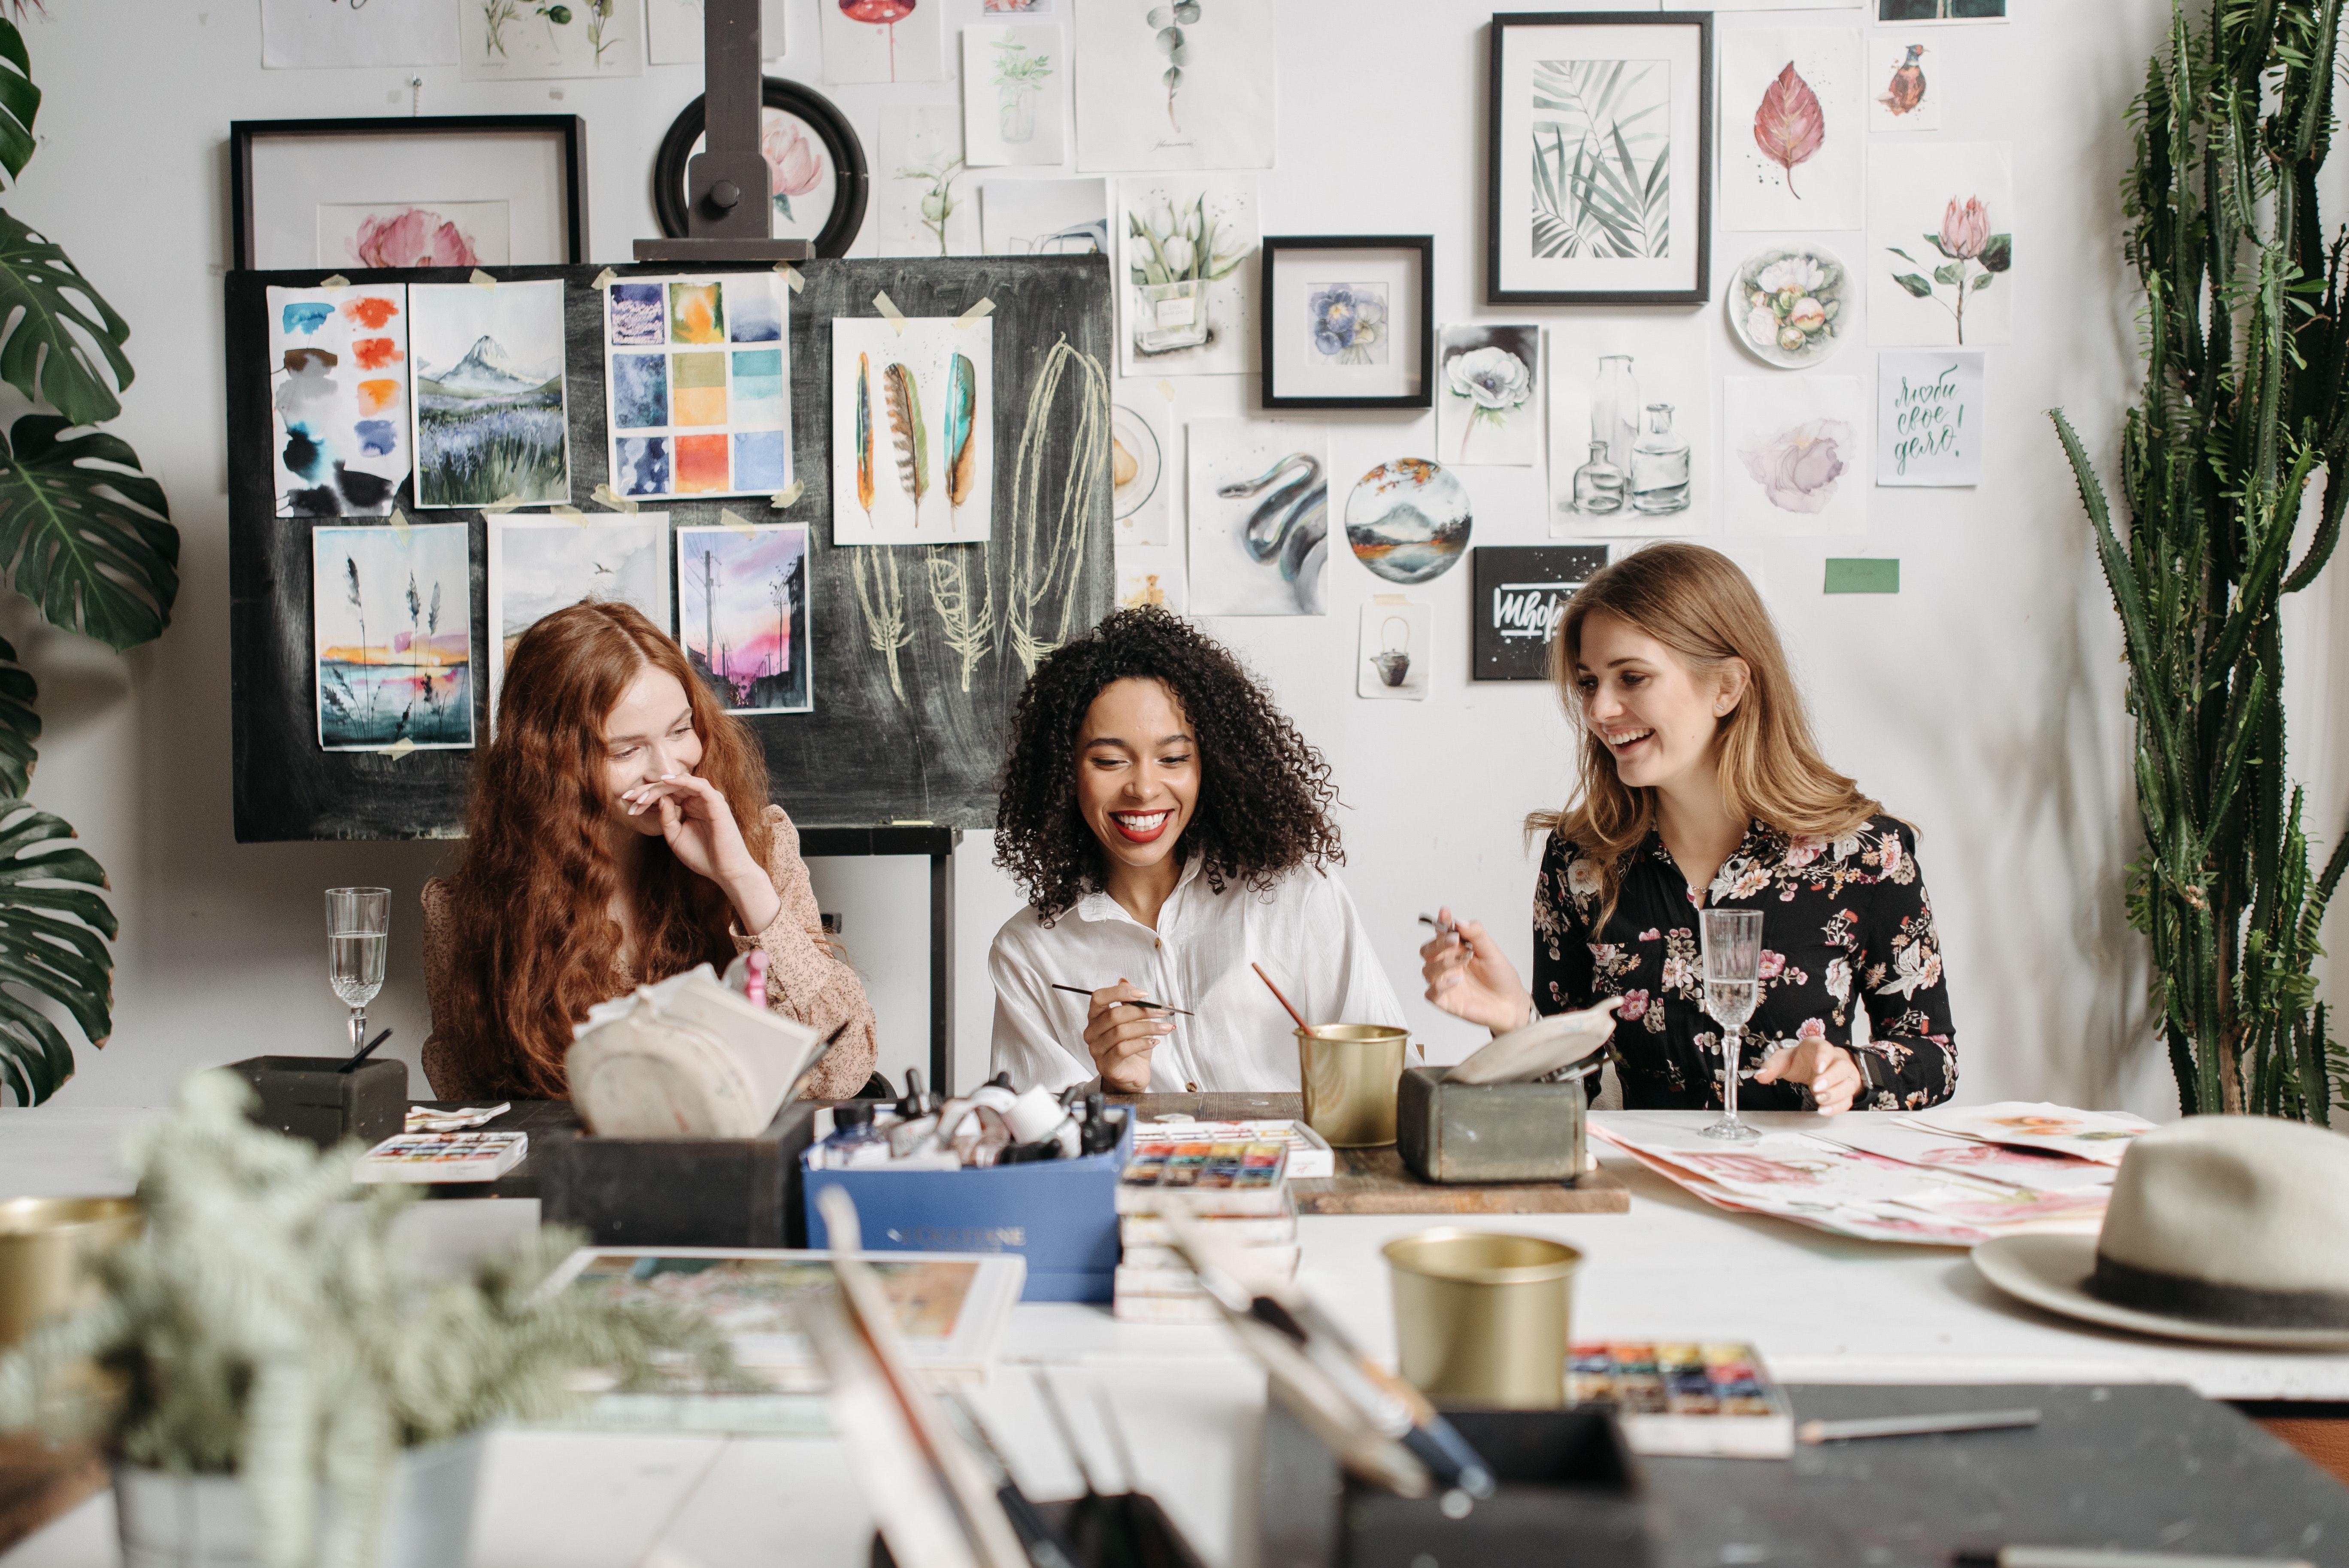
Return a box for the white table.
[6,1107,2344,1568]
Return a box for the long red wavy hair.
[438,600,775,1097]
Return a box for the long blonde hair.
[1526,542,1879,924]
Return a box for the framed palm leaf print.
[1487,12,1713,306]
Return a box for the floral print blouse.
[1532,815,1957,1113]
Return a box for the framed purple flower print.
[1259,235,1434,411]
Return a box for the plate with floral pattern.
[1728,244,1847,369]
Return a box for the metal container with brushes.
[0,1196,142,1348]
[1295,1023,1409,1148]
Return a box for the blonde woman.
[1419,543,1955,1114]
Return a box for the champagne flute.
[325,887,390,1061]
[1698,908,1764,1141]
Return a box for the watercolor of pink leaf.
[1753,62,1826,199]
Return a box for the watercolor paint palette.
[604,273,793,501]
[355,1130,528,1183]
[1115,1138,1289,1215]
[1570,1341,1795,1458]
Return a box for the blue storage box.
[802,1108,1135,1303]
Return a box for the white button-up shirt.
[988,856,1408,1093]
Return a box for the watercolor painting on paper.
[318,202,509,269]
[1878,0,2003,22]
[487,512,672,727]
[673,523,812,714]
[409,278,569,508]
[879,106,977,258]
[1438,325,1539,466]
[1116,548,1186,612]
[1869,141,2013,345]
[1112,399,1171,548]
[1345,460,1471,586]
[313,521,473,750]
[647,0,785,62]
[1531,58,1672,261]
[1118,175,1258,378]
[1721,29,1864,232]
[1072,0,1274,172]
[262,0,458,68]
[603,273,791,501]
[1870,39,1940,130]
[1546,318,1710,537]
[269,284,412,518]
[831,317,993,547]
[1723,375,1869,536]
[1304,284,1388,366]
[821,0,944,84]
[1877,350,1984,487]
[461,0,642,79]
[1359,600,1430,702]
[965,25,1064,167]
[982,177,1108,255]
[1187,419,1327,617]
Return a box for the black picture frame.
[653,77,869,260]
[1259,234,1435,411]
[1471,544,1609,681]
[230,115,588,272]
[1486,11,1713,306]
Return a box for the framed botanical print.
[1260,236,1434,410]
[1487,12,1713,306]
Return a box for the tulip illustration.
[1886,192,2010,345]
[1940,195,1989,259]
[841,0,916,82]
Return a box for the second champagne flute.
[325,887,390,1060]
[1698,907,1764,1142]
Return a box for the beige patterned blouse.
[421,805,878,1102]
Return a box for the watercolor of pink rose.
[1740,418,1854,513]
[351,208,482,269]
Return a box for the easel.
[801,825,964,1096]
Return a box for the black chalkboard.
[228,257,1115,841]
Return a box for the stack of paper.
[1113,1137,1296,1324]
[1588,1104,2143,1246]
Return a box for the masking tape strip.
[1157,379,1176,402]
[873,290,907,334]
[720,507,759,539]
[377,738,417,760]
[481,494,524,514]
[1373,593,1408,605]
[319,273,351,289]
[389,508,412,541]
[550,505,585,526]
[590,267,618,291]
[469,268,497,289]
[954,297,995,330]
[590,483,640,514]
[770,480,805,509]
[776,263,805,294]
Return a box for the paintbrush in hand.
[1049,983,1195,1018]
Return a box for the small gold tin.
[1382,1228,1581,1408]
[1296,1023,1408,1148]
[0,1196,142,1349]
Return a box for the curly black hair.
[993,607,1344,921]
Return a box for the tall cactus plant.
[2052,0,2347,1123]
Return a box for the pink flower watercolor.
[1740,418,1855,513]
[763,115,823,199]
[1940,196,1989,260]
[351,209,482,269]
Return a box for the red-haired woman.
[421,601,876,1100]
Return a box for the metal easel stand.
[634,0,814,264]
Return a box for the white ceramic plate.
[1727,243,1849,369]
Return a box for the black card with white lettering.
[1470,545,1609,680]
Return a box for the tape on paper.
[1157,379,1176,402]
[389,508,412,542]
[954,297,996,330]
[377,738,417,760]
[590,483,640,514]
[481,494,524,515]
[319,273,350,289]
[589,267,619,291]
[776,263,805,294]
[873,291,907,335]
[770,481,805,510]
[551,505,585,526]
[469,268,498,289]
[720,508,758,539]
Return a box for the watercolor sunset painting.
[313,522,474,750]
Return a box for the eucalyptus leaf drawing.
[1144,1,1202,135]
[1528,59,1670,260]
[1752,62,1824,198]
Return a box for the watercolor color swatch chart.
[604,273,793,501]
[267,283,410,517]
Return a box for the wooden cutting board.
[1111,1093,1631,1215]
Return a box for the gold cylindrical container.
[0,1196,142,1349]
[1383,1228,1580,1408]
[1296,1023,1408,1148]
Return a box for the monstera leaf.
[0,21,39,185]
[0,415,178,650]
[0,802,113,1105]
[0,210,133,426]
[0,636,39,799]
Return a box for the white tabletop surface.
[5,1106,2344,1568]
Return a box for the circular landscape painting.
[1344,459,1472,584]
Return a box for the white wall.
[5,0,2340,1116]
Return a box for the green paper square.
[1824,558,1900,594]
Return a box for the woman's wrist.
[722,868,782,933]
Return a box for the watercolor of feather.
[944,352,977,514]
[1754,62,1825,199]
[883,362,930,524]
[855,352,876,521]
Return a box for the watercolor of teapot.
[1370,615,1413,688]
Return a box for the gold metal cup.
[1382,1228,1580,1408]
[1296,1023,1408,1148]
[0,1196,142,1349]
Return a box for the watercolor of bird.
[1880,44,1928,118]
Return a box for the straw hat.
[1970,1114,2349,1349]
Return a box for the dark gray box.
[1395,1066,1587,1184]
[540,1099,822,1248]
[227,1055,407,1150]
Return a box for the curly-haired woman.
[1420,543,1955,1115]
[990,608,1403,1093]
[420,601,876,1101]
